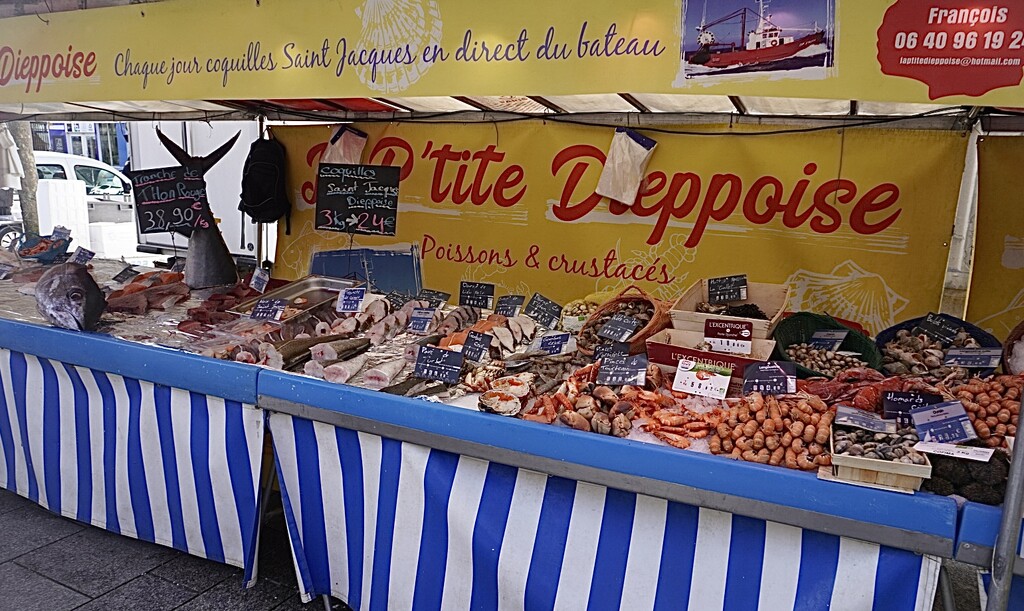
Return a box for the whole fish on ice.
[34,263,107,331]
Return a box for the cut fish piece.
[363,358,407,389]
[323,353,370,384]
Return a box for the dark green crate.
[771,312,884,379]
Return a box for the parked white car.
[34,151,132,201]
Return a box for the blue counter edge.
[0,318,259,405]
[259,370,959,542]
[958,502,1022,551]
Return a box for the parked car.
[34,151,132,201]
[34,151,134,223]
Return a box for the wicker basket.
[771,312,883,379]
[576,285,671,356]
[1003,319,1024,375]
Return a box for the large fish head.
[35,264,107,331]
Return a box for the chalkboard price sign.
[523,293,563,329]
[597,354,648,386]
[495,295,526,317]
[132,165,215,234]
[112,265,140,283]
[916,313,960,344]
[417,289,450,309]
[459,281,495,309]
[414,345,465,384]
[315,163,399,236]
[594,342,629,361]
[708,274,748,304]
[598,313,641,342]
[462,330,492,362]
[250,298,287,321]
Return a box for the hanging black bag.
[238,136,290,248]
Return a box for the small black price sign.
[598,313,641,342]
[597,354,648,386]
[462,330,492,362]
[0,263,14,280]
[112,265,140,283]
[315,163,399,236]
[916,312,959,344]
[131,165,215,234]
[523,293,563,329]
[414,345,465,384]
[495,294,526,317]
[707,274,748,304]
[539,332,571,355]
[883,391,943,427]
[385,291,412,310]
[594,342,630,361]
[170,258,187,272]
[808,330,848,351]
[742,361,796,396]
[459,281,495,309]
[249,298,287,321]
[944,348,1002,369]
[417,289,450,308]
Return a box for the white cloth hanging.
[322,125,368,164]
[0,124,25,191]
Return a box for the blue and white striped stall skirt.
[0,348,265,584]
[269,413,941,609]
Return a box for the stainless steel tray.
[230,275,362,322]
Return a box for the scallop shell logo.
[785,261,909,335]
[354,0,443,93]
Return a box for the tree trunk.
[9,122,38,235]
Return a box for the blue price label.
[539,332,570,355]
[409,307,437,334]
[336,287,366,312]
[249,267,270,294]
[911,400,977,444]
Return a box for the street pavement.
[0,488,348,611]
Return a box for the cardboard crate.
[827,433,931,492]
[670,279,789,339]
[646,329,776,394]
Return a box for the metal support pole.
[322,594,333,611]
[256,115,267,269]
[986,437,1024,610]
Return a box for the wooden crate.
[828,433,931,492]
[670,279,789,339]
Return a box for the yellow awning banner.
[273,120,967,335]
[0,0,1022,105]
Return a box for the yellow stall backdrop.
[967,136,1024,341]
[273,121,967,335]
[1,0,1023,105]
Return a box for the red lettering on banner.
[0,45,97,93]
[421,142,527,206]
[303,137,904,248]
[549,145,905,246]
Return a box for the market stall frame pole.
[985,434,1024,610]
